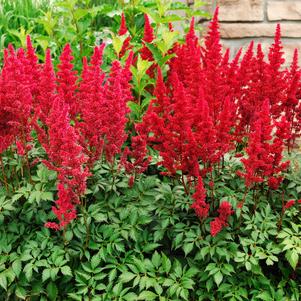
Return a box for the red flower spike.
[121,135,151,179]
[77,47,106,168]
[239,99,290,189]
[284,49,301,148]
[0,44,33,153]
[118,13,132,58]
[36,49,56,123]
[210,218,223,237]
[283,200,295,211]
[103,60,130,163]
[210,201,234,237]
[267,24,286,118]
[140,14,156,76]
[191,177,209,220]
[25,35,40,97]
[143,14,154,43]
[202,6,225,121]
[40,96,88,229]
[119,13,128,35]
[57,44,78,118]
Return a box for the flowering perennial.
[0,10,300,236]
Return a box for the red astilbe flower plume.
[137,68,198,176]
[121,134,151,186]
[140,14,154,60]
[201,7,226,120]
[234,42,255,140]
[118,13,132,58]
[210,201,234,237]
[143,13,154,43]
[102,60,131,163]
[140,14,156,77]
[191,177,209,220]
[36,49,56,124]
[267,24,286,118]
[267,116,290,189]
[119,12,128,35]
[238,100,289,189]
[238,100,273,187]
[77,45,106,168]
[40,96,88,230]
[224,48,242,100]
[283,49,301,149]
[193,94,219,173]
[25,35,40,98]
[57,44,78,118]
[237,44,269,134]
[0,45,33,153]
[283,200,295,211]
[215,96,236,158]
[169,17,203,104]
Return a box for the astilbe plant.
[0,36,137,230]
[137,8,298,236]
[0,10,300,238]
[41,97,88,230]
[238,99,290,191]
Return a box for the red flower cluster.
[191,177,209,220]
[283,199,295,211]
[1,10,300,236]
[238,100,290,189]
[210,202,234,237]
[0,38,134,230]
[0,44,34,153]
[38,97,88,230]
[121,135,151,186]
[135,9,298,236]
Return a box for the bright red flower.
[191,177,209,220]
[118,13,132,58]
[40,96,88,230]
[210,218,223,237]
[57,44,78,118]
[210,201,234,236]
[283,199,295,211]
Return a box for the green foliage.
[0,0,208,66]
[0,154,300,300]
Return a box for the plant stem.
[0,155,8,192]
[181,173,189,195]
[81,198,90,252]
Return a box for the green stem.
[81,198,90,252]
[0,155,8,193]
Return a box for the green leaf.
[138,291,157,300]
[183,242,194,256]
[61,266,72,276]
[74,8,89,20]
[151,251,161,268]
[111,33,129,56]
[91,255,101,270]
[119,272,136,283]
[12,260,22,277]
[124,292,138,301]
[214,271,223,287]
[15,287,27,299]
[47,282,58,301]
[0,272,7,290]
[24,263,33,281]
[285,250,299,270]
[42,269,51,282]
[256,291,273,301]
[162,254,171,273]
